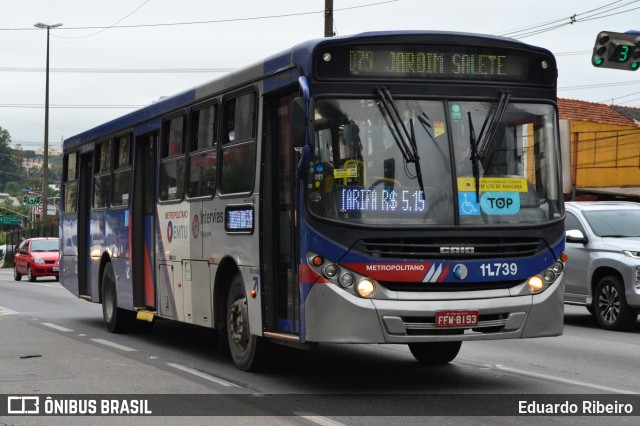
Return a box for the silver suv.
[565,201,640,330]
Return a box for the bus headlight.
[338,272,355,288]
[357,279,376,298]
[528,257,565,294]
[323,263,339,279]
[541,269,556,283]
[528,276,545,293]
[550,261,564,274]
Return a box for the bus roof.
[63,30,553,151]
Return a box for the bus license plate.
[435,310,479,327]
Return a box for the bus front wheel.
[408,341,462,364]
[226,273,268,371]
[101,262,133,333]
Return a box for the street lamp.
[34,22,62,235]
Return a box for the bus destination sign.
[315,44,552,83]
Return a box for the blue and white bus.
[60,31,566,371]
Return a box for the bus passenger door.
[132,132,157,309]
[262,92,299,336]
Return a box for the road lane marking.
[493,364,637,394]
[0,305,20,315]
[167,362,238,387]
[295,414,346,426]
[91,338,138,352]
[16,281,63,289]
[42,322,74,332]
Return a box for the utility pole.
[324,0,333,37]
[34,22,62,236]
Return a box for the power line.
[0,1,399,32]
[0,67,234,74]
[559,80,640,91]
[498,0,640,39]
[57,0,152,39]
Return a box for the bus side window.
[93,139,111,209]
[220,92,256,194]
[63,152,78,213]
[188,103,218,198]
[112,133,132,207]
[160,115,186,201]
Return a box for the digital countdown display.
[315,43,554,84]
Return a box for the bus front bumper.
[304,275,564,343]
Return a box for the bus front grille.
[355,236,544,260]
[379,280,522,292]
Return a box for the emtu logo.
[167,221,173,243]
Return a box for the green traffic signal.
[592,31,640,71]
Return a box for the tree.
[0,127,23,189]
[3,181,21,195]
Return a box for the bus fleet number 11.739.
[479,262,518,277]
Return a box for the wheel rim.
[228,296,249,352]
[27,266,33,280]
[598,284,620,324]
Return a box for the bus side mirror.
[291,97,314,149]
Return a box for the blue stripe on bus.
[300,223,565,284]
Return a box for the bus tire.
[101,262,133,333]
[408,341,462,364]
[226,273,268,371]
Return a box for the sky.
[1,0,640,153]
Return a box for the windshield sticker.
[433,121,445,137]
[334,168,358,179]
[457,177,528,192]
[480,192,520,215]
[458,192,480,216]
[450,103,462,120]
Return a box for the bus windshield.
[307,97,562,226]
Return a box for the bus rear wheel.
[101,262,133,333]
[226,273,268,371]
[408,341,462,364]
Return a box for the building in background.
[558,98,640,200]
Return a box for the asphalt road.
[0,268,639,425]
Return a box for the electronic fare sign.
[314,43,555,84]
[225,206,254,233]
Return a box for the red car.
[14,237,60,282]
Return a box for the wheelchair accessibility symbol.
[458,192,480,216]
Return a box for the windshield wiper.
[467,111,481,201]
[476,91,511,169]
[375,87,425,199]
[465,91,510,200]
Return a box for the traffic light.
[23,194,28,206]
[36,196,42,206]
[592,31,640,71]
